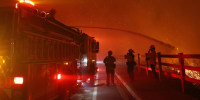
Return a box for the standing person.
[103,50,116,86]
[147,45,159,79]
[125,49,136,81]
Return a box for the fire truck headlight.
[57,74,61,80]
[83,58,87,63]
[14,77,24,84]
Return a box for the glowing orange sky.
[32,0,200,60]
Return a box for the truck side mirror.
[96,42,99,53]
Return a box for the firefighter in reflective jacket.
[103,50,116,86]
[125,49,136,81]
[147,45,159,79]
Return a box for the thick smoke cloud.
[37,0,200,60]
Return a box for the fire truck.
[0,0,99,100]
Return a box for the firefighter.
[147,45,159,79]
[103,50,116,86]
[125,49,136,81]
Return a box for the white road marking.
[115,73,141,100]
[92,74,99,100]
[116,85,129,100]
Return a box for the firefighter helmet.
[150,45,155,51]
[108,50,112,55]
[128,49,134,53]
[150,45,155,49]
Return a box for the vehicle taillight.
[14,77,23,84]
[57,74,61,80]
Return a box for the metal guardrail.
[137,53,200,92]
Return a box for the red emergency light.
[19,0,35,6]
[14,77,24,84]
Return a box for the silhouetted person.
[103,50,116,86]
[125,49,136,81]
[147,45,159,79]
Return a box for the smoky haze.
[36,0,200,60]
